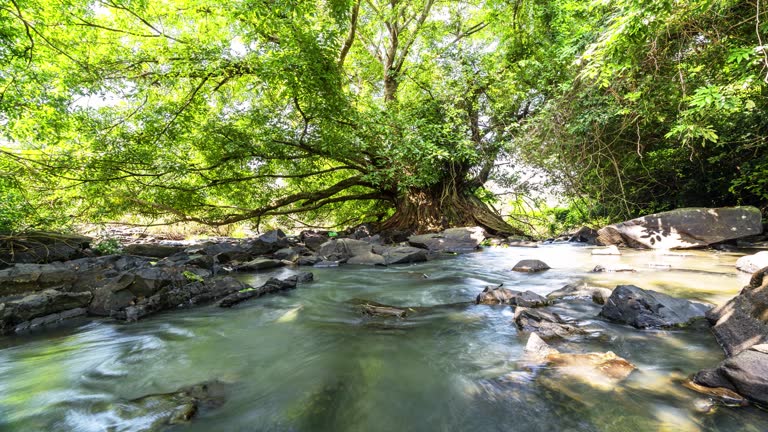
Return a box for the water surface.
[0,245,765,431]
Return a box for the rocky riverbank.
[0,225,492,335]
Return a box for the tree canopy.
[1,0,766,235]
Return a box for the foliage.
[93,238,122,255]
[182,270,204,283]
[516,0,768,220]
[0,0,535,235]
[1,0,766,235]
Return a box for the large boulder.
[735,251,768,274]
[707,267,768,356]
[694,344,768,405]
[596,207,762,249]
[0,232,92,268]
[375,246,428,265]
[407,227,486,253]
[600,284,711,328]
[317,238,373,262]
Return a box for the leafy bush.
[94,238,122,255]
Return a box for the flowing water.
[0,245,767,432]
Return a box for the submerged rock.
[407,227,485,253]
[115,380,228,431]
[591,245,621,255]
[599,284,711,328]
[524,333,635,387]
[360,303,408,318]
[513,307,583,339]
[591,264,635,273]
[596,206,762,249]
[512,259,550,273]
[547,283,612,305]
[683,380,748,407]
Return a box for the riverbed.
[0,244,765,431]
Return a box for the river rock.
[547,283,612,305]
[569,226,598,244]
[296,272,315,283]
[512,259,550,273]
[237,258,284,271]
[736,251,768,274]
[375,246,428,265]
[246,229,289,255]
[360,303,407,318]
[297,255,321,266]
[514,307,583,339]
[524,333,636,384]
[119,380,227,430]
[596,206,762,249]
[600,284,711,328]
[87,265,211,318]
[273,247,302,262]
[707,267,768,356]
[123,244,184,258]
[407,226,485,253]
[117,276,249,320]
[591,264,635,273]
[317,238,373,262]
[218,276,298,308]
[591,245,621,255]
[0,232,92,268]
[299,231,329,252]
[347,252,386,266]
[476,286,548,307]
[0,289,92,333]
[693,345,768,405]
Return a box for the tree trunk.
[376,182,526,237]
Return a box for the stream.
[0,244,766,431]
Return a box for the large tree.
[1,0,537,235]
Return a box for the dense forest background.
[1,0,767,238]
